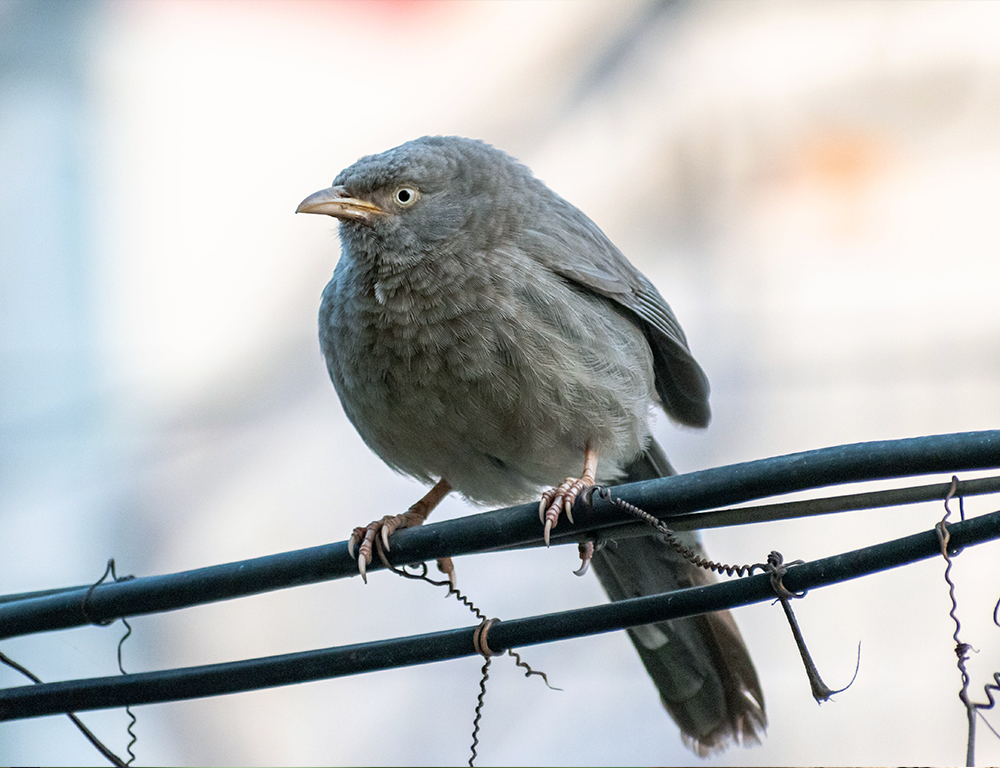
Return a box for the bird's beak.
[295,185,384,222]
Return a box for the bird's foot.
[348,511,422,584]
[347,478,451,583]
[538,444,598,546]
[538,477,590,544]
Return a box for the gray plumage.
[300,135,765,754]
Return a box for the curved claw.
[381,524,392,553]
[574,540,595,576]
[347,534,357,560]
[543,518,554,547]
[565,498,575,525]
[358,553,368,584]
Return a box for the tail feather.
[590,441,766,755]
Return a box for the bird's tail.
[590,439,766,755]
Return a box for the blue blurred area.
[0,3,131,763]
[1,0,95,482]
[0,0,111,562]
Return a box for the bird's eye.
[394,186,419,206]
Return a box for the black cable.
[0,505,997,722]
[0,430,997,641]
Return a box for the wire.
[1,430,999,641]
[0,503,997,722]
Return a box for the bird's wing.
[522,200,711,427]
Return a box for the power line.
[0,430,997,640]
[0,504,997,721]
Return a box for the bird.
[296,135,765,755]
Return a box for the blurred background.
[2,0,999,764]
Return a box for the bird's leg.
[348,478,452,583]
[539,443,598,546]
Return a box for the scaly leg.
[348,478,452,583]
[538,444,598,546]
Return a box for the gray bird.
[297,135,765,755]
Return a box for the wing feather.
[521,196,711,427]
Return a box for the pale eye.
[394,186,418,206]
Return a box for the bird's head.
[296,136,534,260]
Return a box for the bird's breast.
[319,249,655,503]
[320,252,520,457]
